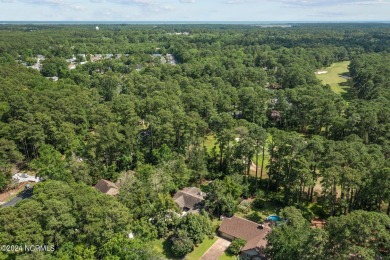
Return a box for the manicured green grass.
[151,238,179,260]
[316,61,350,94]
[219,252,237,260]
[152,236,220,260]
[186,236,218,260]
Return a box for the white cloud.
[223,0,390,5]
[225,0,263,3]
[21,0,65,6]
[68,4,85,11]
[87,0,156,5]
[280,0,390,6]
[179,0,196,3]
[109,0,155,5]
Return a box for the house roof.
[173,187,204,209]
[94,179,119,196]
[241,234,269,251]
[219,216,271,251]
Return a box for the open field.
[316,61,350,94]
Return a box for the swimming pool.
[266,215,283,221]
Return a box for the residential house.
[219,216,271,260]
[94,179,119,196]
[173,187,205,214]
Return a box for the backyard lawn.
[236,199,281,224]
[151,238,179,260]
[316,61,350,95]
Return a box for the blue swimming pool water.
[266,215,282,221]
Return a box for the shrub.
[246,211,263,223]
[228,238,246,255]
[252,198,265,209]
[171,232,194,257]
[176,213,212,244]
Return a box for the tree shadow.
[339,72,350,78]
[340,85,356,101]
[161,239,178,259]
[245,211,263,223]
[334,76,356,101]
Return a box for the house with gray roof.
[173,187,205,214]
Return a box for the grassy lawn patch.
[152,235,220,260]
[251,152,270,179]
[186,236,218,260]
[151,238,179,260]
[219,252,237,260]
[316,61,350,95]
[204,134,218,154]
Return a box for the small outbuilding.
[94,179,119,196]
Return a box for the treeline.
[266,206,390,260]
[0,24,389,259]
[0,180,213,259]
[0,24,388,211]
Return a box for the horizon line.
[1,20,390,24]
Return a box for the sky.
[0,0,390,22]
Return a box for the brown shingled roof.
[219,216,271,251]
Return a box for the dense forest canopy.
[0,23,389,259]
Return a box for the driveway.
[200,237,231,260]
[1,188,33,208]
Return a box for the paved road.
[1,189,33,208]
[200,237,231,260]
